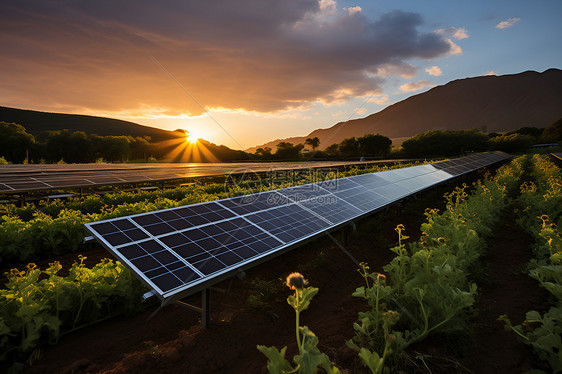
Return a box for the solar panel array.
[0,160,385,193]
[85,152,510,300]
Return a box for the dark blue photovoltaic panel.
[128,201,236,236]
[116,239,201,293]
[332,186,389,213]
[373,184,410,200]
[218,191,289,215]
[349,173,391,189]
[316,177,360,193]
[297,196,362,225]
[278,184,332,203]
[395,177,432,193]
[86,152,511,300]
[245,204,331,243]
[161,217,283,276]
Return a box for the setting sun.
[185,128,206,144]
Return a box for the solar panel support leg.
[201,288,210,329]
[174,288,211,329]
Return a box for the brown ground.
[2,182,552,374]
[460,209,551,374]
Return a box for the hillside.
[247,68,562,152]
[0,106,175,141]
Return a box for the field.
[1,155,561,373]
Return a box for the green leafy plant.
[500,308,562,374]
[0,258,143,364]
[257,273,340,374]
[501,155,562,373]
[348,263,401,374]
[349,158,523,372]
[247,277,284,318]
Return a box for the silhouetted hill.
[0,106,175,140]
[248,68,562,152]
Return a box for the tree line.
[401,119,561,158]
[0,122,249,163]
[1,117,560,164]
[253,134,393,160]
[0,122,153,163]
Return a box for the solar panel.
[218,191,289,215]
[296,196,362,225]
[0,160,389,194]
[85,151,511,302]
[244,204,331,244]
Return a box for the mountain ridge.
[247,68,562,152]
[0,106,176,141]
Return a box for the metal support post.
[201,288,210,329]
[174,288,211,329]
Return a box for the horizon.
[1,0,561,150]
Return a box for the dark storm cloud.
[0,0,452,115]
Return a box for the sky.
[1,0,561,150]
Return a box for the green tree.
[255,147,273,160]
[45,130,95,163]
[325,143,340,157]
[357,134,392,157]
[339,137,360,157]
[305,137,320,151]
[542,118,562,142]
[275,142,304,160]
[129,136,151,161]
[505,126,544,139]
[0,122,35,163]
[489,134,534,153]
[402,129,489,158]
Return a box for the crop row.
[0,161,431,264]
[0,257,144,368]
[257,156,526,372]
[501,154,562,373]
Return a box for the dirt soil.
[460,209,551,374]
[4,183,552,374]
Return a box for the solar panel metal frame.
[85,152,511,304]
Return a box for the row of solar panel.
[86,152,510,299]
[0,160,382,193]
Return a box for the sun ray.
[151,129,220,163]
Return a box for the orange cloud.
[400,80,436,92]
[436,27,469,40]
[445,39,463,55]
[0,1,454,117]
[425,66,442,76]
[496,18,520,29]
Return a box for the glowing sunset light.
[154,129,219,163]
[185,129,205,144]
[0,0,560,150]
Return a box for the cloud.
[435,27,469,40]
[376,62,417,79]
[485,71,497,76]
[400,80,437,92]
[496,18,520,29]
[355,107,368,115]
[367,95,389,105]
[425,66,442,76]
[0,1,454,116]
[445,39,463,55]
[345,6,362,16]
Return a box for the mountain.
[0,106,176,141]
[247,68,562,152]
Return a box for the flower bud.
[286,272,308,290]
